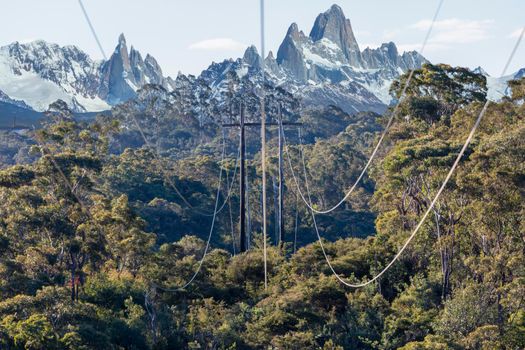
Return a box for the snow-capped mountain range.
[0,4,521,115]
[0,33,173,113]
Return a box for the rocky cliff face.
[98,34,136,105]
[309,4,362,66]
[99,34,170,105]
[276,23,309,82]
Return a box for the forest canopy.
[0,71,523,349]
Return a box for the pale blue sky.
[1,0,523,77]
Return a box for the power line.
[285,26,525,288]
[74,0,524,291]
[77,0,107,60]
[129,108,240,217]
[292,0,445,215]
[39,117,228,292]
[76,0,224,218]
[129,114,208,213]
[76,0,238,290]
[153,133,228,291]
[225,153,237,255]
[213,144,240,216]
[272,176,279,243]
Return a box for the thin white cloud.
[509,28,525,38]
[379,18,493,54]
[188,38,245,51]
[411,18,493,46]
[383,29,401,40]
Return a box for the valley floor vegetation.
[0,65,524,349]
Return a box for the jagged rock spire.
[276,23,308,81]
[99,34,135,104]
[243,45,262,68]
[99,33,168,105]
[309,4,362,65]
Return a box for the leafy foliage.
[0,75,523,349]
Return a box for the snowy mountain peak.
[329,4,345,14]
[0,39,106,112]
[287,22,299,35]
[118,33,127,46]
[0,34,171,112]
[380,42,398,57]
[269,4,427,109]
[243,45,261,68]
[0,2,431,117]
[100,35,136,105]
[191,5,430,115]
[1,4,520,119]
[284,23,306,41]
[309,4,361,65]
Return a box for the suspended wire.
[76,0,225,217]
[75,0,523,291]
[292,127,302,254]
[285,26,525,288]
[292,0,445,215]
[34,123,224,293]
[39,119,229,292]
[277,109,285,247]
[153,132,228,291]
[131,105,239,215]
[130,116,199,207]
[77,0,107,60]
[225,160,236,255]
[212,139,240,216]
[77,0,240,290]
[223,126,237,255]
[259,0,268,290]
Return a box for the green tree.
[391,63,487,124]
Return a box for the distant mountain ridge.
[0,4,521,116]
[98,34,174,106]
[0,35,171,113]
[196,4,428,114]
